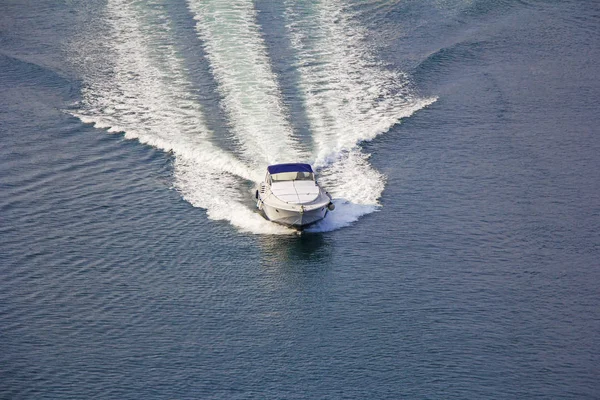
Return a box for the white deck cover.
[271,181,320,204]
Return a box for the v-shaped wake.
[69,0,436,234]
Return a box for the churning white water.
[70,0,435,234]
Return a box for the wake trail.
[284,0,437,231]
[71,0,248,177]
[69,0,293,234]
[187,0,308,169]
[69,0,435,235]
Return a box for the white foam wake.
[70,0,435,235]
[284,0,437,229]
[69,0,293,234]
[71,0,248,177]
[186,0,308,169]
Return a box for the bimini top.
[267,163,313,174]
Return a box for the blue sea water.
[1,0,599,398]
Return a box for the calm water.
[1,0,599,398]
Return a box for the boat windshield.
[271,171,315,182]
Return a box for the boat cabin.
[266,163,315,184]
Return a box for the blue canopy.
[267,163,313,174]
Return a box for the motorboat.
[256,163,334,229]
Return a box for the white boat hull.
[261,202,328,228]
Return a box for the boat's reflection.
[258,231,331,266]
[256,232,333,297]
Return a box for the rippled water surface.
[1,0,599,398]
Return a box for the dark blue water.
[1,0,599,398]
